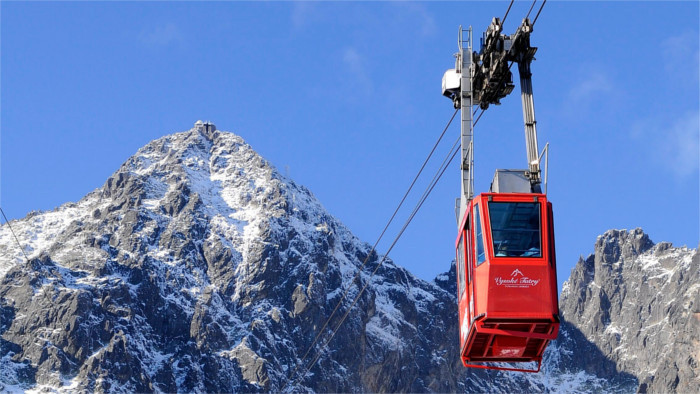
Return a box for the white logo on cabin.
[494,268,540,288]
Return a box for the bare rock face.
[560,229,699,393]
[0,123,696,392]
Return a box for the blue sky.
[1,1,698,290]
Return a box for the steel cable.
[525,0,538,20]
[502,0,515,26]
[282,108,458,391]
[283,1,520,388]
[285,109,485,391]
[0,207,30,264]
[289,138,461,392]
[532,0,547,26]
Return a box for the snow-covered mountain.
[0,122,697,392]
[560,229,699,393]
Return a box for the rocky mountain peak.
[0,124,696,392]
[593,228,655,266]
[561,228,698,393]
[1,123,456,392]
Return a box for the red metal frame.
[455,192,559,372]
[462,360,542,373]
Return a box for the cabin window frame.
[474,204,486,266]
[487,201,543,258]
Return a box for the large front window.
[488,202,542,258]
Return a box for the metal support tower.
[444,18,546,226]
[457,27,474,225]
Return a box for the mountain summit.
[0,122,696,392]
[0,122,459,392]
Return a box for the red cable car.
[455,187,559,372]
[444,18,559,372]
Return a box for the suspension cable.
[283,1,514,387]
[501,0,515,25]
[532,0,547,26]
[284,108,485,391]
[288,138,461,392]
[282,108,458,389]
[525,0,537,19]
[285,0,546,388]
[0,207,30,264]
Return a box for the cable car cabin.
[455,192,559,373]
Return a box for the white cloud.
[651,32,699,179]
[560,66,619,120]
[390,2,436,37]
[342,47,373,94]
[568,68,613,104]
[659,110,700,179]
[291,2,319,30]
[662,31,700,86]
[139,22,182,46]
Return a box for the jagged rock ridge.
[0,122,696,392]
[560,229,699,393]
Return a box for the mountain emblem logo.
[494,268,540,288]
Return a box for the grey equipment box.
[489,169,541,194]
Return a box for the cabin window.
[474,205,486,265]
[488,202,542,258]
[457,233,466,297]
